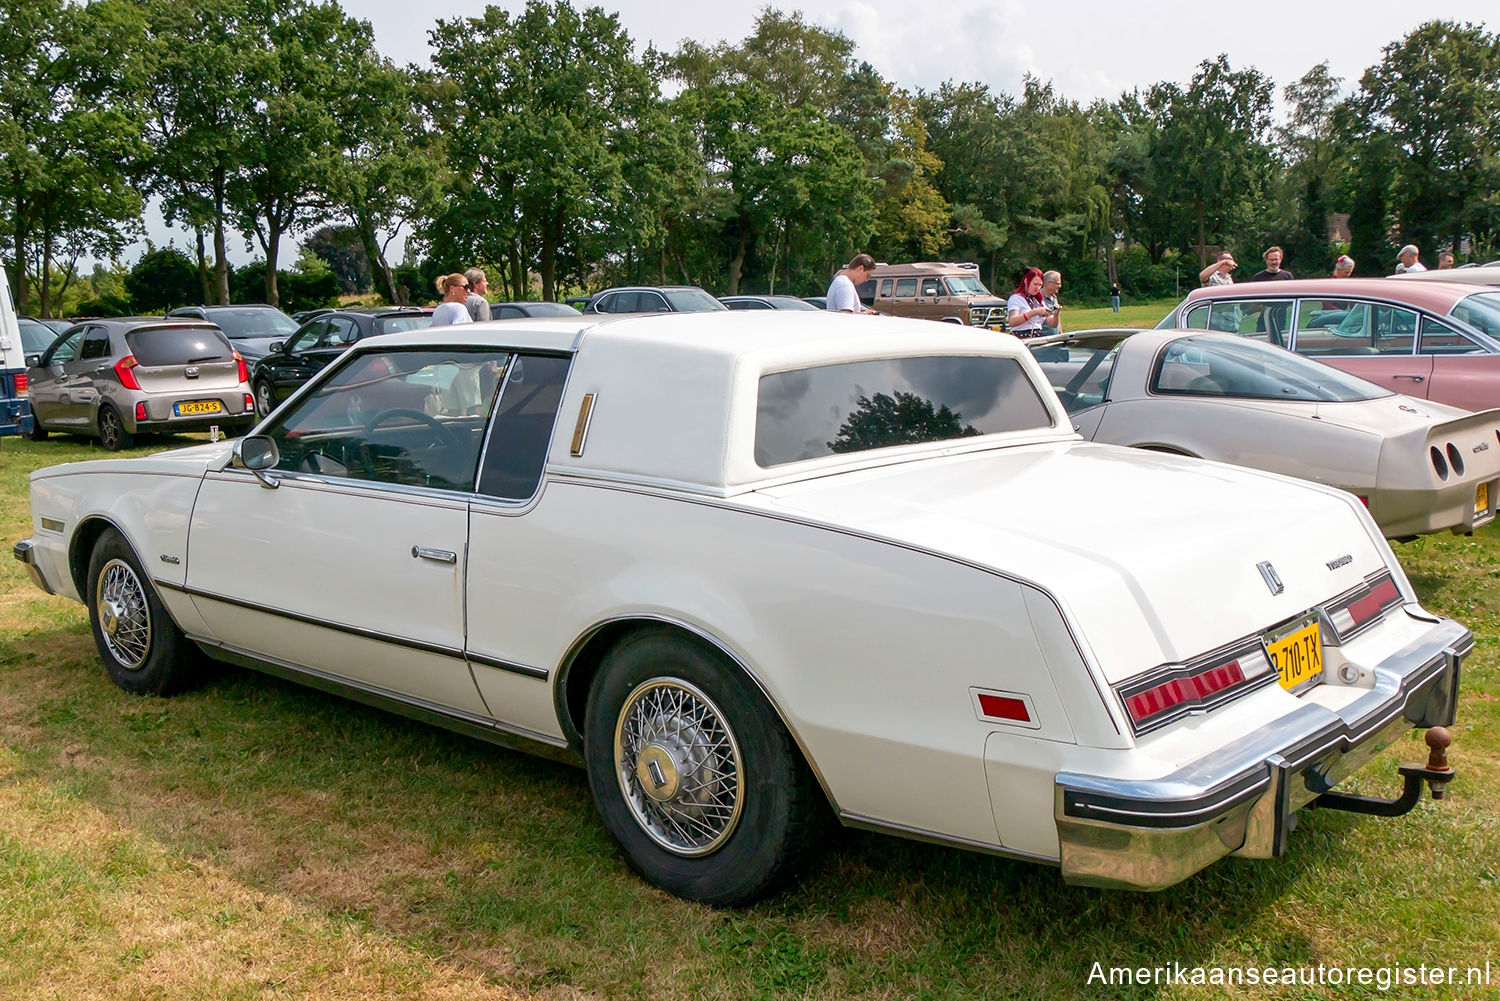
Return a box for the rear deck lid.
[125,326,242,391]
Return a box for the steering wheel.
[363,408,462,448]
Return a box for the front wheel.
[98,404,134,451]
[86,529,196,695]
[254,379,275,417]
[584,629,827,905]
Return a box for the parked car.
[166,304,300,363]
[491,301,583,318]
[290,307,336,323]
[1028,328,1500,539]
[16,312,1468,904]
[719,295,820,311]
[24,317,254,449]
[0,270,31,436]
[35,317,76,335]
[1392,265,1500,288]
[801,296,828,309]
[862,261,1009,328]
[251,307,431,416]
[583,286,727,314]
[17,316,63,355]
[1158,279,1500,412]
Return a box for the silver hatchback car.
[26,318,255,450]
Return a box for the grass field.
[1,432,1497,1000]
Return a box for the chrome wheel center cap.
[635,743,681,802]
[99,598,123,636]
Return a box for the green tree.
[426,1,661,301]
[0,0,148,315]
[1358,21,1500,260]
[125,244,199,312]
[1275,62,1344,273]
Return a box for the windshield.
[209,308,298,339]
[662,288,728,312]
[1152,335,1391,403]
[756,355,1053,466]
[1451,293,1500,338]
[17,317,59,354]
[944,276,990,295]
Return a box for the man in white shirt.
[1395,245,1427,273]
[826,254,877,313]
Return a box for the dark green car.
[251,307,430,417]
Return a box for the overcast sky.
[133,0,1494,270]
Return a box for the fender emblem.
[1257,561,1284,595]
[1326,554,1352,571]
[1474,441,1490,454]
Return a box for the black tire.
[86,529,196,695]
[254,379,275,417]
[26,416,48,441]
[98,404,134,451]
[583,629,827,905]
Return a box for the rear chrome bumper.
[13,538,56,596]
[1054,613,1469,890]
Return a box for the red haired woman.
[1006,268,1052,337]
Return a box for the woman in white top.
[430,274,474,326]
[1006,268,1051,337]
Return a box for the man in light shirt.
[1395,245,1426,273]
[826,254,877,313]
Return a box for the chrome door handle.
[1393,374,1425,382]
[411,546,457,564]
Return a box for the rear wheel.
[583,629,827,905]
[98,404,134,451]
[26,415,48,441]
[85,529,196,695]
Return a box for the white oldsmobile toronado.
[15,312,1468,904]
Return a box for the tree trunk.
[509,236,523,302]
[213,167,230,304]
[356,217,397,305]
[262,216,282,307]
[540,208,561,302]
[39,229,53,318]
[195,227,211,304]
[727,230,746,295]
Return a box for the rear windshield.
[1452,292,1500,338]
[208,308,298,338]
[662,287,728,312]
[756,355,1053,467]
[126,327,233,366]
[373,314,431,335]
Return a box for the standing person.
[431,274,474,326]
[463,268,492,321]
[1438,251,1455,270]
[1041,270,1063,333]
[1109,280,1121,312]
[826,254,877,313]
[1395,245,1426,273]
[1199,252,1237,286]
[1332,255,1355,278]
[1006,268,1051,338]
[1251,246,1294,282]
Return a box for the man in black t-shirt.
[1250,245,1294,282]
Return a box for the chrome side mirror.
[232,435,281,489]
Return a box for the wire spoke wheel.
[95,558,152,670]
[614,677,743,857]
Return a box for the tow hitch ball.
[1310,727,1454,817]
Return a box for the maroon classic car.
[1159,279,1500,412]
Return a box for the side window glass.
[641,293,669,312]
[1420,317,1484,355]
[46,331,82,365]
[1207,299,1290,346]
[498,306,524,319]
[265,348,509,491]
[1292,298,1360,355]
[894,278,917,297]
[1033,344,1116,413]
[79,327,111,360]
[291,319,328,351]
[319,317,356,347]
[1366,304,1417,355]
[477,354,571,499]
[1182,305,1208,329]
[879,279,893,297]
[921,279,942,296]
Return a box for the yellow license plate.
[1267,617,1323,691]
[1477,482,1489,516]
[175,399,223,416]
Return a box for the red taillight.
[1325,572,1402,639]
[233,350,249,384]
[114,355,141,390]
[1357,495,1369,507]
[135,402,147,421]
[1118,646,1273,733]
[244,394,254,413]
[13,372,26,395]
